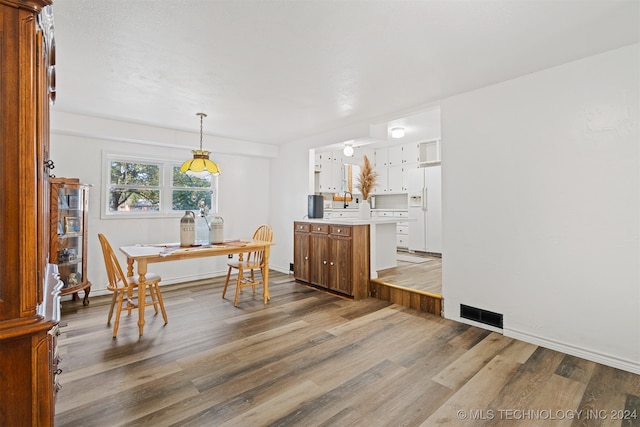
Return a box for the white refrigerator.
[408,165,442,254]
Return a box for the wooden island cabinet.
[0,0,60,425]
[294,221,370,299]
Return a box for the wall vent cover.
[460,304,503,329]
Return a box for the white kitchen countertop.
[302,217,412,225]
[323,208,408,212]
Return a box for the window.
[104,154,217,218]
[171,165,215,212]
[108,160,161,213]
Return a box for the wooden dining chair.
[222,224,273,307]
[97,233,168,337]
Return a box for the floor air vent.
[460,304,503,329]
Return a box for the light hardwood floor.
[378,252,442,295]
[55,272,640,426]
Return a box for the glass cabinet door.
[50,177,91,305]
[55,186,85,289]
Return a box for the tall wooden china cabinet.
[0,0,60,426]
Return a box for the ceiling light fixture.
[180,113,221,178]
[343,143,354,157]
[391,127,405,139]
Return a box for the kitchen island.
[306,218,400,278]
[293,218,407,300]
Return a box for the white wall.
[50,113,278,295]
[441,44,640,373]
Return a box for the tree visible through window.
[105,156,218,216]
[171,166,214,212]
[109,161,161,212]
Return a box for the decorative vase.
[196,214,211,245]
[180,210,196,247]
[209,215,224,244]
[358,200,371,219]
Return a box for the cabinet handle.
[337,229,341,232]
[44,159,56,178]
[304,256,308,260]
[323,260,327,264]
[317,227,321,231]
[330,262,334,266]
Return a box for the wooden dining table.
[119,239,274,335]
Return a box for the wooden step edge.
[369,278,443,300]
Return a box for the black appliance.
[308,195,324,218]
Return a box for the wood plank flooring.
[377,253,442,296]
[55,272,640,426]
[371,252,442,315]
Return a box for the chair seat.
[123,273,162,287]
[109,272,161,292]
[227,260,262,270]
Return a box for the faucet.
[343,190,353,209]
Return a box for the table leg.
[126,257,134,277]
[137,260,148,336]
[263,245,270,304]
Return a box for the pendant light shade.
[180,113,221,178]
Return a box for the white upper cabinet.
[403,143,420,164]
[352,146,375,167]
[375,147,389,167]
[387,166,404,192]
[377,144,420,168]
[387,145,403,166]
[317,152,343,192]
[315,139,434,195]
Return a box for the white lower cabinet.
[372,210,409,249]
[396,222,409,248]
[395,211,409,249]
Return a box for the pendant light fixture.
[180,112,221,178]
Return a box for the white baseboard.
[443,312,640,375]
[447,315,504,334]
[73,266,292,300]
[504,327,640,375]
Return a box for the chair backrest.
[98,233,129,292]
[247,224,273,266]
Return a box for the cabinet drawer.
[397,225,409,235]
[377,210,393,217]
[311,224,329,234]
[330,225,352,237]
[333,210,357,218]
[294,222,310,232]
[394,211,409,218]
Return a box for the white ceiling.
[52,0,639,146]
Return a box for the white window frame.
[102,153,218,219]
